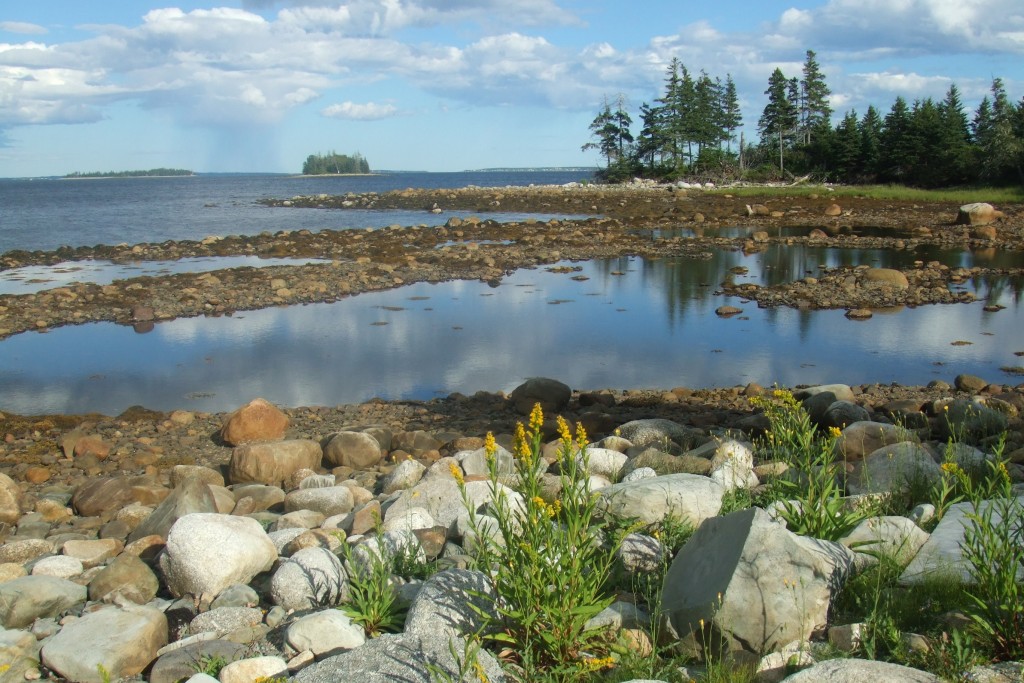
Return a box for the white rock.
[30,556,83,579]
[159,513,277,600]
[286,609,366,657]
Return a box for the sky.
[0,0,1021,177]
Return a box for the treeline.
[584,51,1024,187]
[302,152,370,175]
[64,168,194,178]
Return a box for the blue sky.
[0,0,1021,176]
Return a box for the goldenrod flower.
[828,426,842,438]
[484,432,497,459]
[575,422,588,448]
[529,403,544,433]
[449,461,465,486]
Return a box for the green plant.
[955,441,1024,660]
[338,539,408,637]
[751,389,867,541]
[425,635,490,683]
[456,405,620,682]
[193,654,229,678]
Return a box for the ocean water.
[1,170,1021,415]
[0,170,593,254]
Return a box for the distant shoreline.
[61,174,197,180]
[293,173,380,178]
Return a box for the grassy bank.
[709,184,1024,204]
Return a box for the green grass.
[707,183,1024,203]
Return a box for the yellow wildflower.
[473,660,490,683]
[484,432,497,460]
[449,461,465,486]
[529,402,544,433]
[575,422,589,448]
[828,426,842,438]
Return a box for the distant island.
[302,152,370,175]
[65,168,195,179]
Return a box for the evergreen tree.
[832,110,861,181]
[907,98,944,186]
[758,68,799,171]
[582,95,634,179]
[635,102,665,168]
[879,96,914,182]
[976,78,1022,183]
[720,75,742,152]
[858,105,883,180]
[799,50,832,144]
[936,84,973,184]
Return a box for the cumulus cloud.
[0,22,47,35]
[322,101,399,119]
[246,0,581,32]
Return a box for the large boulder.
[616,419,706,451]
[286,609,365,659]
[159,514,277,600]
[780,658,940,682]
[404,569,496,638]
[269,547,347,611]
[129,477,217,542]
[839,516,930,571]
[284,486,354,517]
[71,476,165,517]
[834,421,914,461]
[597,474,724,527]
[900,496,1024,585]
[323,431,383,469]
[0,473,23,525]
[293,632,505,683]
[955,202,1004,226]
[228,439,322,486]
[862,268,909,289]
[508,377,571,415]
[40,605,167,683]
[847,442,941,497]
[88,554,160,604]
[661,507,854,658]
[0,576,87,629]
[219,398,289,446]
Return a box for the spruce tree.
[758,68,798,171]
[720,75,742,152]
[858,105,883,180]
[799,50,832,144]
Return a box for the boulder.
[129,477,218,542]
[708,439,758,491]
[862,268,909,289]
[839,516,930,571]
[780,658,940,682]
[40,605,167,683]
[284,486,354,517]
[88,554,160,604]
[954,373,989,392]
[597,474,725,527]
[228,439,322,486]
[293,632,506,683]
[71,476,165,517]
[615,419,706,450]
[269,547,347,611]
[0,473,22,525]
[379,459,427,494]
[848,442,942,497]
[159,514,277,600]
[30,556,83,580]
[323,431,383,469]
[169,465,225,489]
[508,377,571,415]
[148,641,247,683]
[661,507,854,658]
[578,447,628,481]
[62,539,124,569]
[286,609,366,658]
[0,576,87,629]
[955,202,1003,226]
[795,384,856,403]
[834,421,914,461]
[219,398,289,446]
[188,606,262,636]
[822,401,871,429]
[219,656,288,683]
[404,569,496,638]
[900,496,1024,585]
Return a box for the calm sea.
[0,170,593,254]
[1,170,1021,415]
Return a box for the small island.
[64,168,194,179]
[302,151,370,175]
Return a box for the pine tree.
[799,50,832,145]
[720,75,742,152]
[879,96,914,182]
[858,105,883,179]
[833,110,861,182]
[758,68,798,171]
[936,84,973,184]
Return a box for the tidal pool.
[1,251,1020,415]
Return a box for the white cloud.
[322,101,399,119]
[0,22,47,36]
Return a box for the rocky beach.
[0,183,1022,682]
